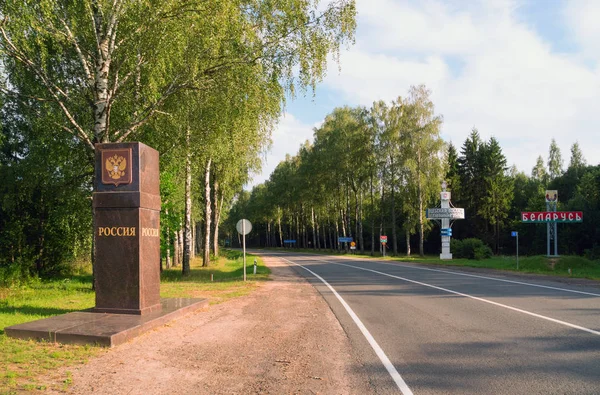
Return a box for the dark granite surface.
[5,298,208,347]
[92,142,161,315]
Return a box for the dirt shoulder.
[46,255,373,394]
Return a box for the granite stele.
[6,142,207,347]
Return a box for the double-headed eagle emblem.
[105,154,127,180]
[100,148,132,186]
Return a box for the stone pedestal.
[93,142,161,315]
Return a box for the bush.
[451,238,492,260]
[450,239,464,258]
[584,244,600,261]
[0,261,39,288]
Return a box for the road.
[256,251,600,395]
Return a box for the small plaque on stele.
[101,148,132,186]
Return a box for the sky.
[247,0,600,188]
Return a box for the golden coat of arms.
[106,154,127,179]
[101,149,132,186]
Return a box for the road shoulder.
[45,254,373,394]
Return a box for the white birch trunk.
[202,158,212,267]
[183,129,192,275]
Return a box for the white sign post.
[426,181,465,260]
[236,219,252,281]
[439,188,452,260]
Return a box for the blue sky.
[248,0,600,188]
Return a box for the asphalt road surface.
[256,251,600,395]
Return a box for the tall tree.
[531,155,549,185]
[445,142,461,199]
[568,141,586,177]
[1,0,357,274]
[403,85,444,256]
[478,137,513,253]
[547,138,563,181]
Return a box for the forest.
[229,85,600,260]
[0,0,356,280]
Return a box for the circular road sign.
[236,219,252,235]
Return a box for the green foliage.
[547,138,564,181]
[531,155,549,185]
[454,130,514,253]
[0,0,358,275]
[584,245,600,261]
[0,262,39,288]
[0,99,92,277]
[451,238,492,260]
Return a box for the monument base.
[440,253,453,260]
[5,298,207,347]
[91,303,162,315]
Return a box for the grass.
[161,249,270,304]
[265,247,600,281]
[0,249,269,393]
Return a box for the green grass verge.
[264,247,600,280]
[0,249,269,393]
[161,249,270,304]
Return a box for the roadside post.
[426,181,465,260]
[283,239,296,247]
[511,231,519,270]
[380,235,388,257]
[236,219,252,281]
[253,258,257,275]
[338,236,353,252]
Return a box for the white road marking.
[260,250,600,297]
[321,260,600,337]
[343,257,600,297]
[279,257,413,395]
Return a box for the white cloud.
[321,0,600,173]
[564,0,600,60]
[251,0,600,189]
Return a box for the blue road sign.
[338,237,353,243]
[441,228,452,236]
[511,231,518,237]
[283,239,296,243]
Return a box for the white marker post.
[426,181,465,260]
[440,182,452,260]
[236,219,252,281]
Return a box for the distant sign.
[236,219,252,235]
[511,231,518,237]
[283,239,296,243]
[521,212,582,223]
[426,208,465,220]
[338,237,353,243]
[545,190,558,203]
[440,191,451,201]
[380,235,388,243]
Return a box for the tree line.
[0,0,357,278]
[229,86,600,259]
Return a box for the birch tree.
[403,85,444,256]
[0,0,356,151]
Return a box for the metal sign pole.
[553,203,558,256]
[516,233,519,270]
[546,201,550,257]
[243,221,246,282]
